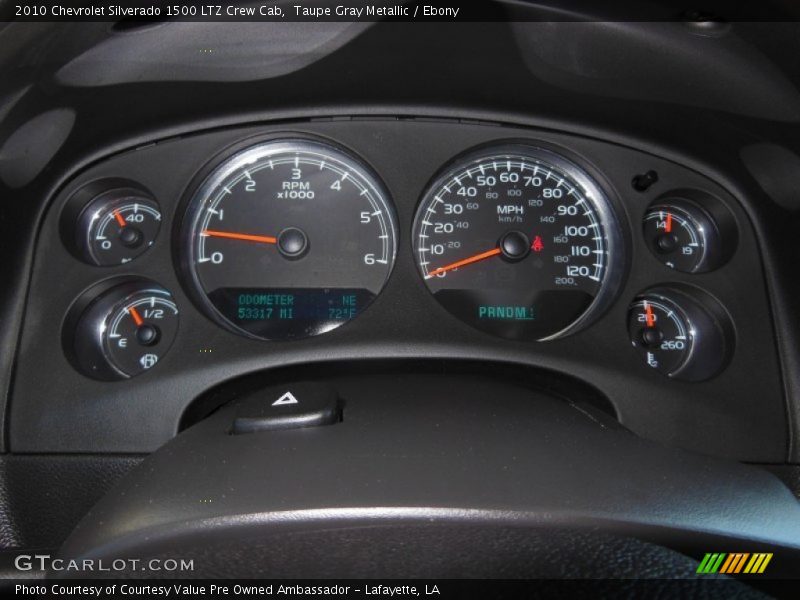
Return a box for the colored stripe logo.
[696,553,773,574]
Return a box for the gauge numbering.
[413,144,622,341]
[182,138,398,340]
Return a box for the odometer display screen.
[182,138,397,340]
[413,145,621,340]
[207,288,375,339]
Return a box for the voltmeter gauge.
[63,181,162,266]
[627,287,732,381]
[68,280,179,380]
[642,194,735,273]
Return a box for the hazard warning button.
[232,382,340,434]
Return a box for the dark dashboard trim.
[0,106,793,462]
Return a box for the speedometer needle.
[201,230,277,244]
[426,247,502,279]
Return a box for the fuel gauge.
[67,280,179,380]
[102,288,179,376]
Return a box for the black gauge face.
[413,145,621,340]
[78,190,161,266]
[70,281,179,380]
[103,288,179,377]
[626,287,731,382]
[182,138,397,340]
[627,294,692,377]
[642,200,715,273]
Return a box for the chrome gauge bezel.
[179,136,399,341]
[79,193,162,266]
[100,287,180,378]
[412,143,625,341]
[64,279,180,381]
[628,292,697,377]
[644,203,709,271]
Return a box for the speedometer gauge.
[181,138,397,340]
[413,144,623,341]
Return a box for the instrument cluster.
[59,131,738,382]
[12,115,782,458]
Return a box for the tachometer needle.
[113,209,126,228]
[201,230,277,244]
[426,247,502,279]
[129,306,144,327]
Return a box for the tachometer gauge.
[181,138,397,340]
[413,144,623,341]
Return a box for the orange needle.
[113,210,126,228]
[665,212,673,233]
[426,247,502,279]
[129,306,144,327]
[201,230,277,245]
[644,302,655,328]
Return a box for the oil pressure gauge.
[627,286,733,381]
[62,180,162,266]
[66,280,179,380]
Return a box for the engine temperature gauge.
[68,280,179,380]
[627,287,732,381]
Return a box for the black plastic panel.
[8,117,786,459]
[0,454,142,549]
[57,373,800,578]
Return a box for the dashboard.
[10,116,784,458]
[2,13,800,584]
